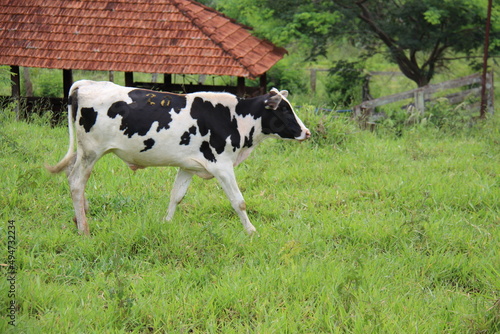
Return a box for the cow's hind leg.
[166,168,193,221]
[64,153,89,219]
[68,151,99,235]
[211,166,257,235]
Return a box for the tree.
[221,0,498,88]
[335,0,497,87]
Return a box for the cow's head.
[262,88,310,141]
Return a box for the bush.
[324,60,366,109]
[266,56,309,94]
[424,98,479,132]
[376,97,484,136]
[296,105,358,146]
[31,68,63,98]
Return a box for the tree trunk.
[415,75,430,88]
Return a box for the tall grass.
[0,103,499,332]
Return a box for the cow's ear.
[265,88,282,110]
[280,90,288,98]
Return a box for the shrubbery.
[295,105,358,146]
[324,60,366,108]
[266,55,309,95]
[30,68,64,98]
[374,97,490,137]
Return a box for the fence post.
[63,69,73,99]
[353,105,362,118]
[125,72,134,87]
[414,89,425,113]
[487,71,495,115]
[310,69,317,93]
[10,65,20,120]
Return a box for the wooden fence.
[353,71,494,117]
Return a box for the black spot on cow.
[79,107,98,132]
[200,141,216,162]
[235,96,262,119]
[179,126,197,146]
[190,97,241,155]
[243,127,255,148]
[140,138,155,152]
[70,89,79,121]
[107,89,187,138]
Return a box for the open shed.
[0,0,287,116]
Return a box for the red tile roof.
[0,0,287,78]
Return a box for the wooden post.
[480,0,493,119]
[163,73,172,91]
[197,74,206,85]
[237,76,245,96]
[63,69,73,98]
[362,74,372,101]
[23,67,33,97]
[10,65,20,120]
[152,73,158,83]
[125,72,134,87]
[310,69,317,93]
[164,74,172,85]
[260,73,267,94]
[486,71,494,115]
[353,105,362,118]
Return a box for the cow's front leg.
[211,166,257,235]
[166,168,193,221]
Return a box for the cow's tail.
[45,85,78,174]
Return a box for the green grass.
[0,107,499,333]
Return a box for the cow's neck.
[230,96,269,167]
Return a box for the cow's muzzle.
[297,129,311,142]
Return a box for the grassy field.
[0,105,499,332]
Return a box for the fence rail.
[353,71,494,116]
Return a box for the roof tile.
[0,0,286,78]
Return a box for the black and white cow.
[47,80,310,235]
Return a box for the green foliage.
[424,7,446,25]
[339,0,496,86]
[216,0,499,87]
[0,96,56,126]
[1,108,499,332]
[296,105,358,147]
[31,68,63,98]
[0,66,13,86]
[0,100,17,124]
[424,98,477,131]
[215,0,342,59]
[376,97,490,137]
[266,54,309,94]
[325,60,366,108]
[215,0,279,42]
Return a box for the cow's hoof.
[245,227,258,236]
